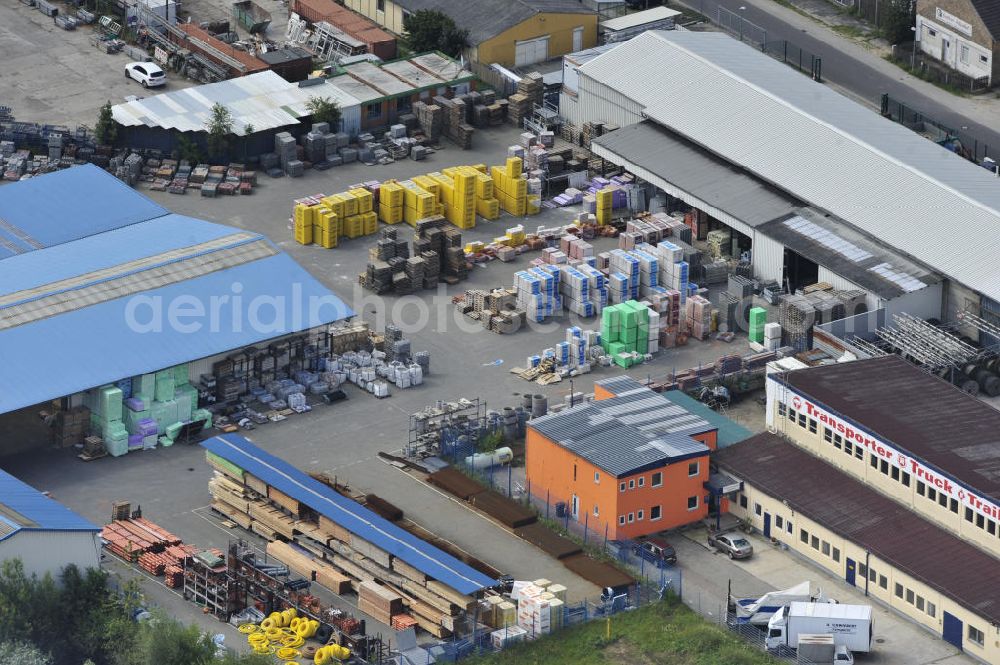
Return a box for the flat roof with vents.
[530,378,714,476]
[0,166,353,415]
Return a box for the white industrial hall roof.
[112,71,363,133]
[578,30,1000,303]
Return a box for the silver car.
[708,533,754,559]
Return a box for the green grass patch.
[831,24,868,39]
[463,596,779,665]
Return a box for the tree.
[176,133,203,164]
[0,642,52,665]
[305,96,341,131]
[94,101,118,146]
[880,0,915,44]
[205,102,234,161]
[242,123,255,162]
[403,9,468,58]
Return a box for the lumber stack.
[101,517,182,561]
[202,450,479,637]
[265,541,352,595]
[358,581,403,625]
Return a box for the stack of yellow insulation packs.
[400,180,437,226]
[491,156,527,216]
[378,181,404,224]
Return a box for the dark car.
[632,537,677,568]
[708,532,754,559]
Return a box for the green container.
[636,335,648,355]
[124,408,151,434]
[627,300,649,324]
[601,323,618,345]
[154,371,175,401]
[134,374,155,400]
[621,308,638,330]
[165,422,185,441]
[613,353,634,369]
[622,326,638,343]
[602,305,621,329]
[172,363,190,386]
[100,386,123,421]
[192,408,213,426]
[608,341,627,356]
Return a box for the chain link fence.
[880,93,994,163]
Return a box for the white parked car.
[125,62,166,88]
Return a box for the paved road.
[678,0,1000,158]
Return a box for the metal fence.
[468,61,519,99]
[722,610,835,663]
[717,6,768,48]
[431,583,675,662]
[890,43,991,93]
[714,7,821,81]
[763,40,823,81]
[880,93,994,163]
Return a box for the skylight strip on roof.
[0,239,276,330]
[0,232,258,307]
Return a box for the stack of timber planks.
[204,450,477,637]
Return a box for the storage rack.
[182,549,241,619]
[226,540,390,663]
[406,398,484,459]
[210,331,330,404]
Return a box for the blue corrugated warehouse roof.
[0,168,354,414]
[0,165,168,257]
[0,469,99,541]
[201,434,498,595]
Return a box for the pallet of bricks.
[204,451,476,638]
[292,186,377,247]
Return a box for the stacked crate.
[749,307,767,343]
[514,266,561,322]
[472,166,501,220]
[401,180,438,226]
[600,301,650,367]
[293,194,325,245]
[595,186,614,225]
[491,157,527,216]
[378,181,404,224]
[428,169,476,229]
[686,295,712,341]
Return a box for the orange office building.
[526,376,718,541]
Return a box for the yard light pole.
[569,379,575,407]
[911,26,918,70]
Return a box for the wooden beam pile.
[101,518,182,562]
[205,451,481,638]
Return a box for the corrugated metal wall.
[751,232,784,283]
[944,280,980,339]
[882,283,943,322]
[0,531,100,581]
[576,74,644,128]
[980,296,1000,348]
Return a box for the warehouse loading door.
[943,612,963,650]
[515,36,549,67]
